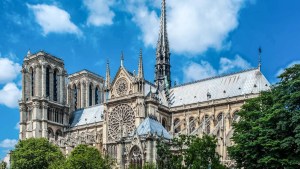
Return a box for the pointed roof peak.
[26,49,31,57]
[138,48,144,79]
[120,51,124,67]
[105,59,110,88]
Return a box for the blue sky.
[0,0,300,160]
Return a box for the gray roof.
[131,117,172,139]
[70,105,104,127]
[170,68,270,107]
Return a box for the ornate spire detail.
[121,51,124,67]
[105,59,110,89]
[155,0,171,91]
[138,48,144,79]
[258,47,262,71]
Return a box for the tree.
[64,144,111,169]
[157,134,226,169]
[185,135,226,169]
[10,138,64,169]
[229,64,300,168]
[0,161,7,169]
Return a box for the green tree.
[0,161,7,169]
[229,64,300,169]
[64,144,111,169]
[185,135,226,169]
[157,134,226,169]
[10,138,64,169]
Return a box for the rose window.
[108,104,135,141]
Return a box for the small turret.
[105,59,111,89]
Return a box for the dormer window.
[223,90,226,93]
[254,84,257,88]
[207,92,211,99]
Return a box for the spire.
[120,51,124,67]
[138,48,144,79]
[258,47,262,71]
[105,59,110,89]
[27,49,31,57]
[155,0,171,91]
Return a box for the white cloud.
[276,61,300,77]
[219,55,251,74]
[0,57,21,84]
[27,4,81,36]
[183,61,217,82]
[0,83,22,108]
[0,139,18,149]
[83,0,115,26]
[183,55,251,82]
[126,1,160,46]
[127,0,245,55]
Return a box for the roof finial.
[258,47,262,71]
[105,59,110,89]
[121,51,124,67]
[138,48,144,79]
[27,49,31,57]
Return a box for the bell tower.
[19,51,69,140]
[155,0,171,91]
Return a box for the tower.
[155,0,171,91]
[19,51,69,140]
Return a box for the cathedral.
[18,0,270,168]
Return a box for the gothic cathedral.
[19,0,270,168]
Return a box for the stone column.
[146,140,151,163]
[92,86,95,106]
[153,140,157,164]
[86,82,90,107]
[19,104,27,140]
[41,102,48,138]
[32,101,41,138]
[21,68,26,101]
[117,142,124,169]
[41,64,46,98]
[59,72,64,104]
[81,82,85,108]
[35,65,41,97]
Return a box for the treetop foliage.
[229,64,300,169]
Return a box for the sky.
[0,0,300,160]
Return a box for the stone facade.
[19,0,270,168]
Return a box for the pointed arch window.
[53,70,58,101]
[189,116,196,133]
[74,86,77,110]
[89,84,92,106]
[46,67,50,97]
[129,146,143,168]
[162,118,167,128]
[174,118,181,134]
[31,68,34,96]
[95,87,99,105]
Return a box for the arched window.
[30,68,34,96]
[232,111,239,123]
[162,118,167,128]
[95,87,99,105]
[89,84,92,106]
[129,146,143,168]
[174,118,181,134]
[74,85,77,110]
[189,116,196,133]
[55,129,62,140]
[48,128,54,138]
[46,66,50,97]
[202,115,210,134]
[53,70,58,101]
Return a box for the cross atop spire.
[155,0,171,91]
[138,48,144,79]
